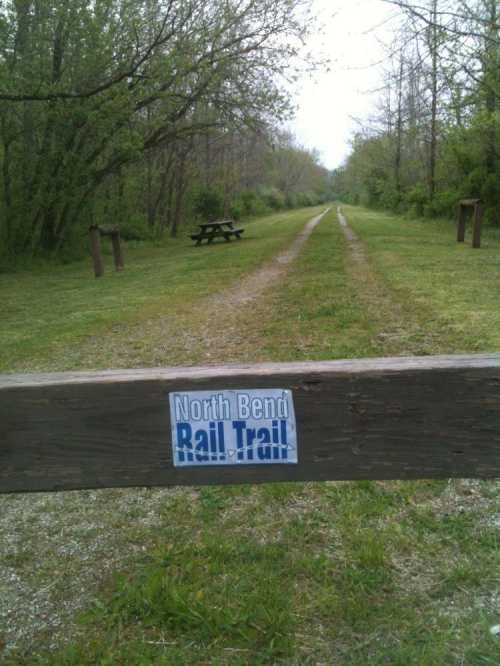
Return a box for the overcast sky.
[290,0,402,169]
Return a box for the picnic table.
[190,219,245,246]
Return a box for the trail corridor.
[78,209,331,369]
[210,208,330,310]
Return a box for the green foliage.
[228,199,244,220]
[296,191,322,208]
[333,0,499,226]
[119,215,153,242]
[238,191,269,217]
[379,185,400,212]
[284,192,299,208]
[406,183,429,217]
[0,0,321,259]
[239,190,262,215]
[423,190,460,218]
[192,187,224,222]
[258,186,286,210]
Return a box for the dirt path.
[337,205,365,254]
[74,209,331,369]
[209,209,329,310]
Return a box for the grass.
[245,205,500,361]
[247,207,379,361]
[3,480,498,664]
[1,204,500,664]
[342,205,500,355]
[0,206,325,372]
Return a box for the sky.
[291,0,402,169]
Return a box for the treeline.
[102,128,332,242]
[0,0,331,264]
[333,0,499,224]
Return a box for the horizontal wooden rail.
[1,354,500,493]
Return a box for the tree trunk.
[395,56,404,200]
[170,152,187,238]
[428,0,439,202]
[484,0,498,224]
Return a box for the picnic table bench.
[190,220,245,245]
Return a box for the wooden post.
[457,204,466,242]
[457,199,482,247]
[89,225,104,278]
[111,230,124,271]
[472,202,483,249]
[1,354,500,494]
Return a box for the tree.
[0,0,317,258]
[337,0,499,222]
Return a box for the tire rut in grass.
[209,209,329,311]
[337,206,457,356]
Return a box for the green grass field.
[0,206,325,373]
[1,205,499,664]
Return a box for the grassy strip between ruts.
[1,205,499,664]
[240,207,380,361]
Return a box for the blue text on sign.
[169,389,298,467]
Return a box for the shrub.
[258,186,286,210]
[192,187,224,221]
[285,192,299,209]
[229,199,244,221]
[405,183,429,217]
[296,191,321,207]
[119,214,152,241]
[379,185,400,211]
[239,190,269,217]
[424,190,461,219]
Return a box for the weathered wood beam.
[459,199,481,206]
[1,354,500,493]
[110,230,124,271]
[457,205,467,243]
[89,225,104,278]
[457,200,483,248]
[472,202,483,249]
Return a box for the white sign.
[169,389,297,467]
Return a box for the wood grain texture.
[457,205,467,242]
[472,203,483,249]
[457,200,483,247]
[111,231,124,270]
[89,226,104,278]
[1,354,500,493]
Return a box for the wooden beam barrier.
[88,225,124,277]
[1,354,500,494]
[457,199,483,248]
[472,202,484,249]
[100,226,124,272]
[89,225,104,278]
